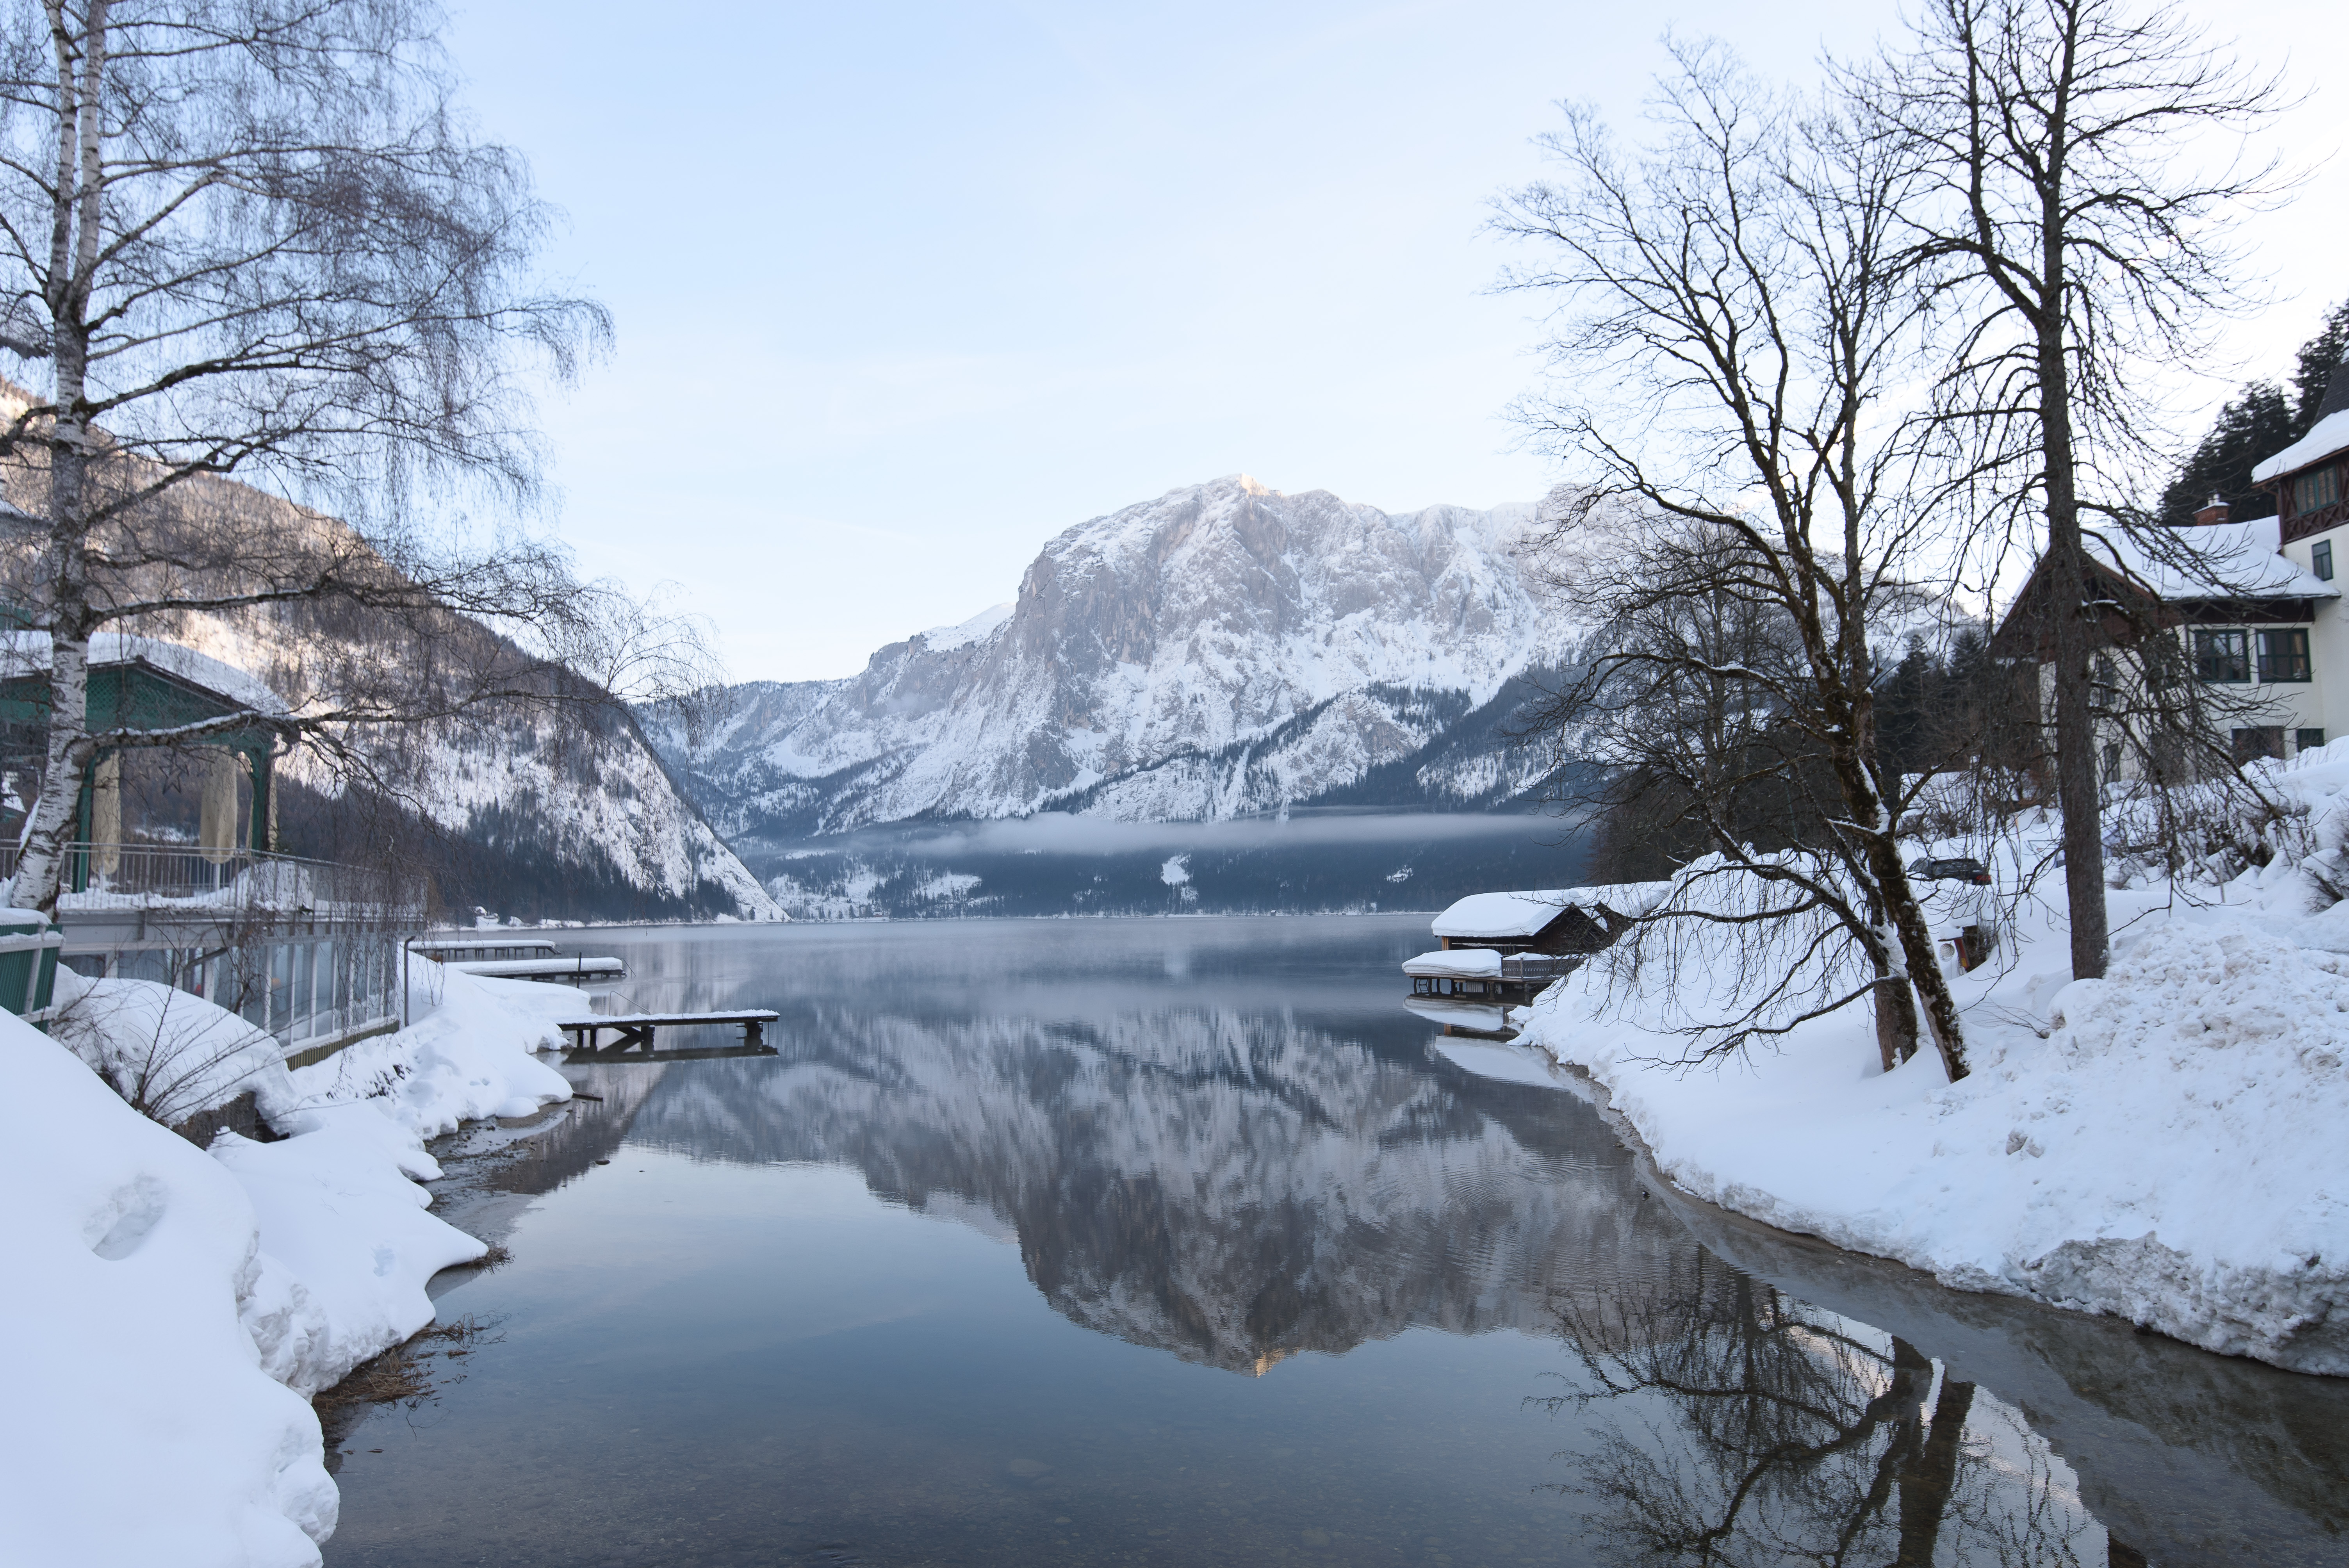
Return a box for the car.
[1907,856,1991,886]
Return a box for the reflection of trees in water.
[1543,1254,2118,1567]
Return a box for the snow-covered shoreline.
[5,962,580,1566]
[1505,759,2349,1377]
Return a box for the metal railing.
[0,843,425,915]
[1,843,426,1056]
[1499,953,1583,984]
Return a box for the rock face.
[649,476,1576,841]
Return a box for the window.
[2316,540,2335,581]
[2297,728,2326,754]
[2296,463,2342,517]
[2233,726,2285,763]
[2257,627,2312,682]
[2193,628,2249,682]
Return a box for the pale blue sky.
[445,1,2347,683]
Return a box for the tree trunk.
[1873,956,1919,1073]
[1873,846,1971,1080]
[13,634,91,917]
[2040,281,2110,978]
[1894,1369,1976,1564]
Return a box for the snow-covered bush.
[48,969,294,1129]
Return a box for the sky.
[444,0,2349,685]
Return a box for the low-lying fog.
[750,809,1592,919]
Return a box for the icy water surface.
[326,917,2349,1566]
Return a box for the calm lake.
[324,916,2349,1567]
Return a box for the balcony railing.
[0,843,425,917]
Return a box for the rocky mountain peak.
[646,478,1585,844]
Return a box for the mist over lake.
[749,808,1594,919]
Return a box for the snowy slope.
[647,477,1581,839]
[1500,753,2349,1376]
[149,602,777,921]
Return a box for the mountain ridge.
[647,475,1584,849]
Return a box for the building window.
[2316,540,2335,580]
[2297,464,2342,517]
[2233,726,2285,763]
[2297,728,2326,754]
[2257,627,2312,682]
[2193,628,2250,683]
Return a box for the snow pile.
[49,970,293,1128]
[225,965,572,1393]
[212,1125,487,1397]
[8,962,578,1563]
[277,962,576,1147]
[1512,817,2349,1374]
[0,1017,336,1567]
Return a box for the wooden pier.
[453,955,626,984]
[557,1009,780,1056]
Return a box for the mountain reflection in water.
[322,917,2346,1568]
[626,1003,1687,1376]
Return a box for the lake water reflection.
[325,917,2349,1566]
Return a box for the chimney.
[2193,491,2230,526]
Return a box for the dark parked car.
[1907,856,1991,886]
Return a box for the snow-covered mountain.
[157,608,777,922]
[648,476,1579,842]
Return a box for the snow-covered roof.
[0,631,288,716]
[2251,410,2349,485]
[2089,518,2336,604]
[1431,882,1669,939]
[1402,948,1501,978]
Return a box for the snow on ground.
[11,962,576,1563]
[1502,757,2349,1376]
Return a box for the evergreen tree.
[2158,381,2296,523]
[2162,300,2349,524]
[2291,299,2349,428]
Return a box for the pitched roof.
[1431,882,1670,939]
[2252,408,2349,485]
[0,631,289,716]
[2088,517,2336,603]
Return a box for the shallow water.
[326,917,2349,1566]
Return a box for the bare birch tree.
[1861,0,2288,980]
[1494,43,1971,1078]
[0,0,618,915]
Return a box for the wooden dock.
[453,955,626,983]
[556,1009,779,1055]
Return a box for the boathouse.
[1428,885,1659,957]
[0,631,421,1060]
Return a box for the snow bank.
[1513,814,2349,1374]
[277,963,576,1152]
[234,964,573,1392]
[9,960,579,1561]
[0,1019,335,1567]
[49,970,293,1128]
[212,1127,487,1397]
